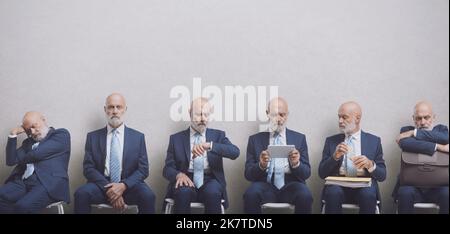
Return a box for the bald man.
[319,101,386,214]
[74,93,155,214]
[0,112,70,213]
[244,97,313,214]
[393,101,448,214]
[163,97,240,214]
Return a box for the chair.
[164,198,225,214]
[321,200,381,214]
[43,201,65,214]
[395,201,440,214]
[261,203,295,214]
[90,203,139,214]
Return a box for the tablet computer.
[267,145,296,158]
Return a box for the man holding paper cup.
[243,97,313,214]
[318,101,386,214]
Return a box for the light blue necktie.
[267,132,285,189]
[193,132,204,188]
[23,142,39,179]
[109,129,121,183]
[345,135,358,177]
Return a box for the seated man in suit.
[163,97,240,214]
[244,97,313,214]
[0,111,70,213]
[319,101,386,214]
[394,101,449,214]
[74,93,155,214]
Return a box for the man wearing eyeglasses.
[394,101,449,214]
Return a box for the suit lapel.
[285,128,293,146]
[206,128,212,163]
[183,128,191,164]
[361,131,368,157]
[122,126,129,171]
[100,127,107,169]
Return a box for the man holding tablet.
[243,97,313,214]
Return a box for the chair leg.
[57,204,64,214]
[221,204,225,214]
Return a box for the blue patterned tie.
[267,132,285,189]
[193,132,204,188]
[23,142,39,179]
[345,135,357,177]
[109,129,121,183]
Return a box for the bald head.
[413,101,435,129]
[22,111,49,141]
[338,101,362,134]
[189,97,211,133]
[104,93,127,128]
[266,97,289,133]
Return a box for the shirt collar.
[107,123,125,135]
[270,127,286,138]
[346,128,361,140]
[190,126,206,137]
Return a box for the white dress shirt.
[188,127,211,172]
[339,129,376,176]
[268,128,299,174]
[104,124,125,177]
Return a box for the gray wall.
[0,0,448,213]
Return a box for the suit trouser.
[397,186,449,214]
[0,174,54,214]
[173,174,224,214]
[74,182,156,214]
[322,183,378,214]
[243,181,313,214]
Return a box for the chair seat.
[91,203,138,213]
[261,203,295,209]
[414,203,440,209]
[164,198,225,214]
[321,200,381,214]
[44,201,65,214]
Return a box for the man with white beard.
[319,101,386,214]
[243,97,313,214]
[74,93,155,213]
[0,111,71,213]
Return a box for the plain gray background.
[0,0,448,214]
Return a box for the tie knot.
[273,131,281,138]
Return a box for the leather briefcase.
[400,151,449,187]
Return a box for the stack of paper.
[325,176,372,188]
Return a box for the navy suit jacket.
[398,124,449,156]
[319,131,386,201]
[5,128,71,203]
[392,124,449,198]
[82,126,149,192]
[163,128,240,208]
[244,128,311,183]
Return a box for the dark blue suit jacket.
[245,128,311,183]
[5,128,71,203]
[319,131,386,201]
[82,126,149,192]
[392,124,449,198]
[163,128,240,208]
[398,124,449,156]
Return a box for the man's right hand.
[111,196,126,212]
[175,172,194,188]
[259,150,270,169]
[437,144,449,153]
[10,126,25,136]
[333,143,349,160]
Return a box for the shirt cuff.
[413,129,417,137]
[8,134,17,138]
[368,161,377,173]
[290,161,300,168]
[208,142,213,151]
[435,143,438,151]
